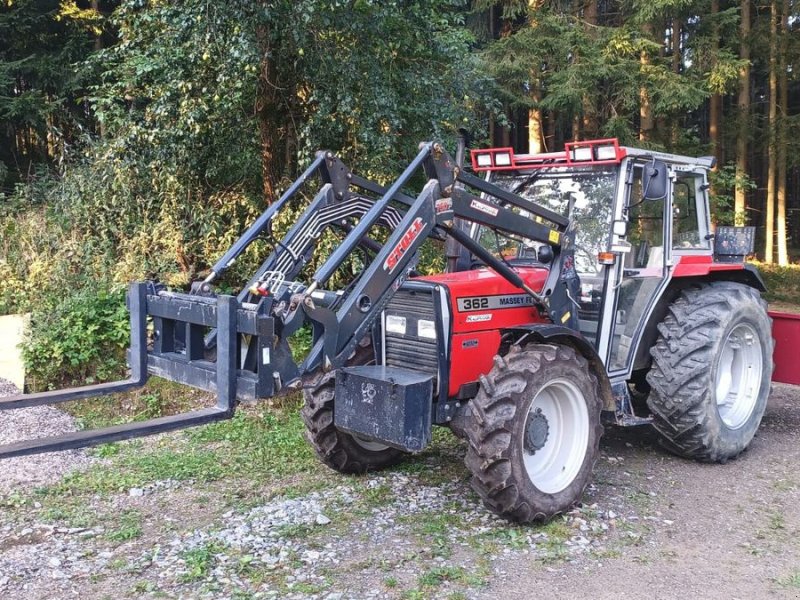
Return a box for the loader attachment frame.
[0,142,574,458]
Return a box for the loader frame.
[0,142,576,458]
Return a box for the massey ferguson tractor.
[0,137,772,523]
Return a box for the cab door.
[604,160,672,376]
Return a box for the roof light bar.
[470,138,626,172]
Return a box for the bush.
[749,261,800,305]
[22,287,130,391]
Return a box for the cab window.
[672,173,708,250]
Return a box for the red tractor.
[1,138,772,523]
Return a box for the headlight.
[571,147,593,161]
[385,315,407,335]
[494,152,512,166]
[476,153,492,167]
[417,319,436,340]
[595,145,618,161]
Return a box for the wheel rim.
[715,322,763,430]
[351,434,390,452]
[522,378,589,494]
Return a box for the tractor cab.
[466,139,754,386]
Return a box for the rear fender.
[508,325,614,412]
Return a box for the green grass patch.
[41,399,317,497]
[106,509,143,542]
[180,542,226,583]
[418,565,487,588]
[777,570,800,589]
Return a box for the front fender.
[505,324,614,412]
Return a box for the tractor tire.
[301,344,405,474]
[646,282,773,462]
[464,344,603,523]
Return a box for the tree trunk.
[255,23,280,204]
[709,0,722,166]
[776,0,789,265]
[528,71,544,153]
[764,0,778,263]
[671,18,682,144]
[639,23,654,142]
[581,0,599,138]
[734,0,751,225]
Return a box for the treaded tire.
[646,282,773,462]
[464,344,603,523]
[301,344,405,474]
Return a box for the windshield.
[486,167,617,276]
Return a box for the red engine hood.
[414,266,549,298]
[413,266,550,333]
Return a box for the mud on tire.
[301,344,405,474]
[465,344,603,523]
[646,282,773,462]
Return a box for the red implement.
[770,311,800,385]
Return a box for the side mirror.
[643,159,668,201]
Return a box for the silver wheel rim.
[715,322,763,430]
[522,378,589,494]
[352,434,390,452]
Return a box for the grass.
[180,542,226,583]
[38,398,317,498]
[106,509,143,542]
[418,565,486,588]
[777,570,800,589]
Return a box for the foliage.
[750,261,800,305]
[21,287,129,390]
[709,164,755,226]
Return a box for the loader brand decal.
[457,294,536,312]
[462,339,479,348]
[435,198,453,214]
[384,217,425,272]
[469,199,499,217]
[466,313,493,323]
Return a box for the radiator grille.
[383,288,439,377]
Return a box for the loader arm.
[0,141,573,458]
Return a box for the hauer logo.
[384,217,425,272]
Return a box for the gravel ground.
[0,378,96,494]
[0,382,798,599]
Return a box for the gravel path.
[0,382,798,599]
[0,378,96,494]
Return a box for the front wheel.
[646,282,773,462]
[301,343,405,474]
[464,344,603,523]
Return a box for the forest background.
[0,0,798,388]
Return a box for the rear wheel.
[301,344,405,474]
[646,282,773,462]
[465,344,603,523]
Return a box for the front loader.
[1,138,772,523]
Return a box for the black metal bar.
[313,143,432,286]
[349,174,416,206]
[0,407,230,459]
[209,153,327,278]
[445,224,545,305]
[148,293,262,335]
[450,191,563,248]
[216,295,238,412]
[458,170,569,229]
[146,354,259,400]
[235,184,336,303]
